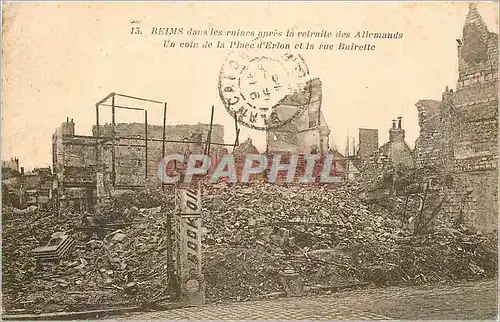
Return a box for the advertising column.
[174,183,205,306]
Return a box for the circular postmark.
[218,38,312,131]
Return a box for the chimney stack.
[442,85,454,102]
[62,117,76,136]
[389,117,405,143]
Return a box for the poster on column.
[175,187,202,215]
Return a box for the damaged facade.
[2,158,20,172]
[264,78,349,181]
[92,122,224,186]
[266,78,331,154]
[24,168,53,207]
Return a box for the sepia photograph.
[1,1,498,320]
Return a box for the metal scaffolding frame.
[95,93,240,189]
[95,93,157,186]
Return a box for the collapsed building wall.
[413,4,498,233]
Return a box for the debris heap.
[2,190,175,314]
[200,181,497,301]
[2,182,497,314]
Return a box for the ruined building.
[266,78,331,154]
[52,117,225,212]
[24,168,53,208]
[52,118,97,212]
[413,4,498,232]
[2,162,53,209]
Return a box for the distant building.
[2,158,20,172]
[2,172,24,208]
[21,167,53,208]
[2,163,52,209]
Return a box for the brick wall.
[414,99,451,169]
[92,123,224,145]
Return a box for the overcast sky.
[2,2,498,169]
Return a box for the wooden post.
[204,105,214,156]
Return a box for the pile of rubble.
[2,190,175,314]
[200,181,497,301]
[202,181,401,249]
[2,182,497,313]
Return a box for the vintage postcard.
[1,1,498,320]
